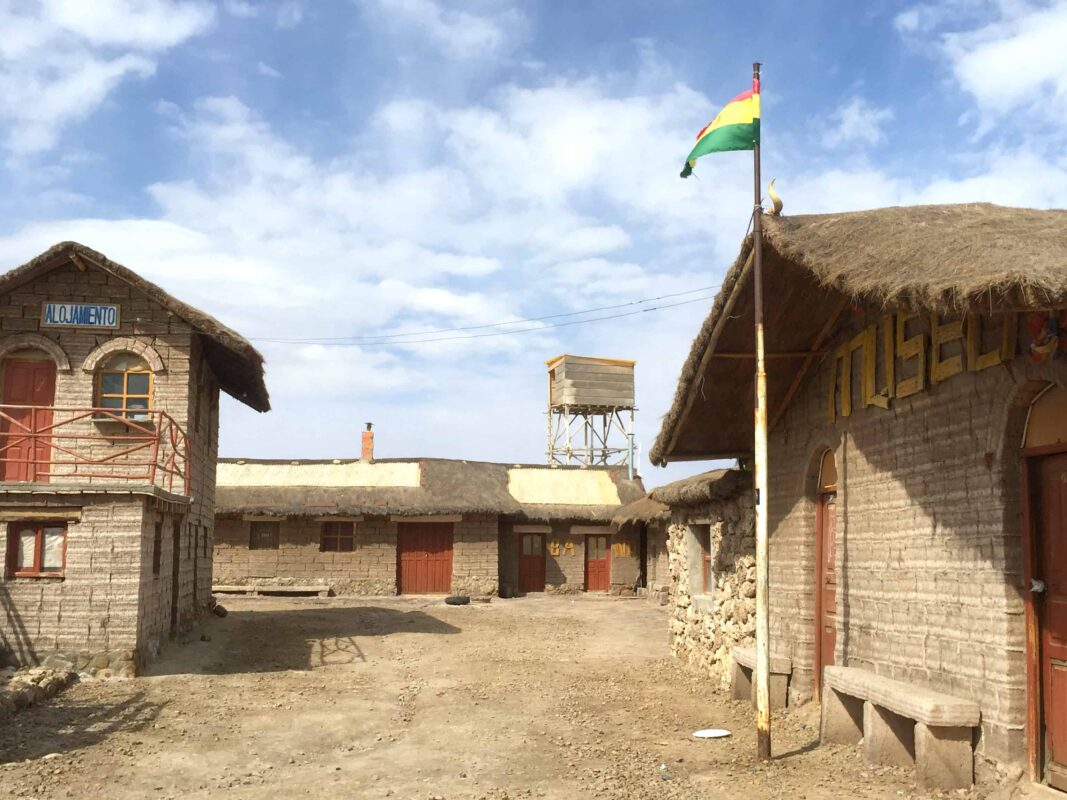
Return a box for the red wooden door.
[815,491,837,695]
[397,523,453,594]
[0,359,56,482]
[518,533,545,593]
[585,535,610,591]
[1038,453,1067,790]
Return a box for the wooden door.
[518,533,545,593]
[815,491,837,695]
[1038,453,1067,790]
[397,523,453,594]
[0,359,56,482]
[585,535,610,591]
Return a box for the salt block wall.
[608,525,641,594]
[451,515,499,597]
[646,522,670,604]
[214,514,501,597]
[767,306,1067,763]
[0,496,147,671]
[545,523,586,593]
[213,516,399,595]
[666,491,756,688]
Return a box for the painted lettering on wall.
[548,540,576,557]
[828,311,1020,421]
[41,302,120,329]
[611,542,632,557]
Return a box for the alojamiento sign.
[41,302,120,329]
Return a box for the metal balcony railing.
[0,405,190,495]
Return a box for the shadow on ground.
[148,604,461,676]
[0,691,163,764]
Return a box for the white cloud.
[257,60,282,78]
[224,0,259,18]
[821,97,894,149]
[355,0,525,59]
[898,1,1067,123]
[276,1,303,29]
[944,1,1067,117]
[0,0,214,157]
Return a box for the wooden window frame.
[6,521,67,578]
[96,355,153,420]
[320,521,355,553]
[697,525,713,595]
[249,520,280,551]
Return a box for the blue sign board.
[41,302,120,329]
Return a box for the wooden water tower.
[546,354,636,471]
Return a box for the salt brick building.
[612,495,671,605]
[213,449,645,597]
[0,242,268,676]
[651,204,1067,790]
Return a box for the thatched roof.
[612,496,669,526]
[649,469,751,508]
[0,241,269,412]
[215,458,646,522]
[651,203,1067,463]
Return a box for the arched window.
[97,353,152,420]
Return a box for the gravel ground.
[0,595,1029,799]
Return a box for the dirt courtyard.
[0,595,1003,799]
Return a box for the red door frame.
[1021,440,1067,785]
[0,358,57,482]
[396,522,454,594]
[518,533,546,593]
[584,534,610,592]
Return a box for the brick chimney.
[361,422,374,461]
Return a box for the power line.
[253,292,717,347]
[250,283,721,345]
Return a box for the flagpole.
[750,60,772,762]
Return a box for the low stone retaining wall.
[0,667,78,720]
[39,649,137,678]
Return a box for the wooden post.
[751,60,772,761]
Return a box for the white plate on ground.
[692,728,731,739]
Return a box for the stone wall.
[666,487,756,688]
[765,306,1067,763]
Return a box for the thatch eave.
[650,203,1067,465]
[649,468,752,508]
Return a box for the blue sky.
[1,0,1065,487]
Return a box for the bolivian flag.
[680,79,760,178]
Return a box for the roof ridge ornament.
[767,179,783,216]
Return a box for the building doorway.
[585,534,610,592]
[1023,384,1067,790]
[0,356,56,482]
[518,533,545,593]
[814,449,838,699]
[397,522,454,594]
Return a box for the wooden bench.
[730,647,792,709]
[213,584,331,597]
[821,665,980,790]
